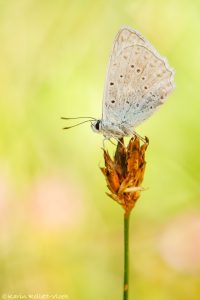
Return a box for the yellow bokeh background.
[1,0,200,299]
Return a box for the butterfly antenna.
[62,119,93,130]
[61,116,96,120]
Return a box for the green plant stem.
[123,212,130,300]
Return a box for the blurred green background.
[1,0,200,299]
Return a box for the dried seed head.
[100,137,149,214]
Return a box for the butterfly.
[62,26,175,141]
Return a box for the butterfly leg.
[116,138,125,147]
[102,136,124,148]
[108,138,117,146]
[102,137,116,148]
[109,136,125,147]
[127,129,147,144]
[102,137,108,149]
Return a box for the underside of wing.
[102,26,175,126]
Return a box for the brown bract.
[100,137,149,214]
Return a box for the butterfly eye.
[95,121,100,130]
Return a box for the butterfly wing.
[102,26,175,127]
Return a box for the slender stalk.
[123,212,130,300]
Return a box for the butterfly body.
[91,26,175,139]
[91,119,132,138]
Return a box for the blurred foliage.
[0,0,200,299]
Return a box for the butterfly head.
[91,119,102,133]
